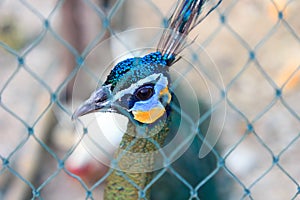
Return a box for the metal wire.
[0,0,299,199]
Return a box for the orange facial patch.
[159,87,171,104]
[132,107,165,124]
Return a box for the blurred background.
[0,0,299,199]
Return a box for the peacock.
[72,0,223,199]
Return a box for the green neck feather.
[104,117,170,200]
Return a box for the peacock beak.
[72,85,114,119]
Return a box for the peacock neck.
[104,117,170,200]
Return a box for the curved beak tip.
[71,112,79,120]
[72,102,95,120]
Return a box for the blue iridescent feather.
[104,52,168,89]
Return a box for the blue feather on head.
[104,52,168,90]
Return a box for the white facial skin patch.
[130,74,170,123]
[110,73,171,124]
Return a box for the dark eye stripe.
[118,94,135,110]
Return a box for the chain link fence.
[0,0,300,199]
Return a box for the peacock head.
[72,52,173,125]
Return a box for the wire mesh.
[0,0,300,199]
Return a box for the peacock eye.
[135,85,154,101]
